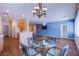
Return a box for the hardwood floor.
[0,37,79,56]
[56,38,79,56]
[0,37,22,56]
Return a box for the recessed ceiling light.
[6,9,10,12]
[22,14,25,17]
[43,22,46,25]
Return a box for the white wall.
[0,16,4,53]
[12,20,18,38]
[75,5,79,51]
[0,17,3,33]
[75,21,79,51]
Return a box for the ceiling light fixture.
[22,14,25,17]
[43,22,46,26]
[6,9,10,12]
[3,9,10,16]
[32,3,47,18]
[3,12,8,16]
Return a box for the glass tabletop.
[27,39,57,56]
[31,40,56,48]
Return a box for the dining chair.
[46,44,70,56]
[59,44,70,56]
[21,43,42,56]
[20,43,28,56]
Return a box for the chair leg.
[32,52,40,56]
[47,52,55,56]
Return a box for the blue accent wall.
[36,19,75,39]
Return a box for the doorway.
[61,24,68,38]
[3,25,9,37]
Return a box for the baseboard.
[12,37,19,39]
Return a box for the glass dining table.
[25,39,58,56]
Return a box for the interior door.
[61,24,68,38]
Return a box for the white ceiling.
[0,3,77,24]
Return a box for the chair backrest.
[21,43,38,56]
[59,44,70,56]
[19,31,33,46]
[21,43,28,56]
